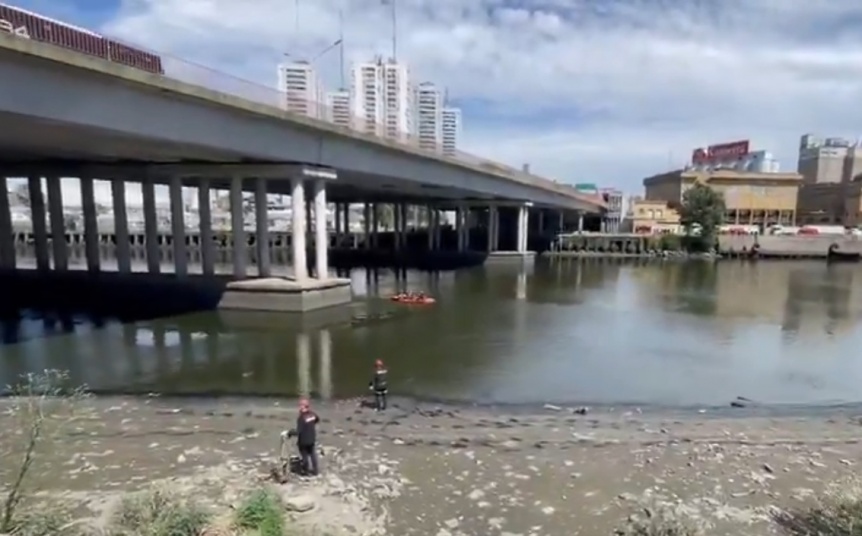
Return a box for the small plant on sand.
[4,508,82,536]
[772,479,862,536]
[0,369,90,534]
[234,488,285,536]
[617,507,700,536]
[108,487,211,536]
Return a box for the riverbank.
[546,250,719,260]
[2,395,862,535]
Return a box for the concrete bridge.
[0,31,604,311]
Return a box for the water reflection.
[2,261,862,406]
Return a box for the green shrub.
[234,488,285,536]
[618,507,700,536]
[773,480,862,535]
[6,509,82,536]
[108,488,210,536]
[657,234,682,251]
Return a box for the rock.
[573,407,589,415]
[468,489,485,501]
[543,404,562,411]
[541,506,555,515]
[762,463,774,474]
[730,401,746,408]
[284,494,315,513]
[176,454,186,464]
[444,518,460,528]
[435,530,452,536]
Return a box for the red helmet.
[375,359,384,368]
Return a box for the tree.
[678,183,725,244]
[0,370,90,533]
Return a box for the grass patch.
[772,480,862,536]
[617,507,700,536]
[234,488,285,536]
[108,487,211,536]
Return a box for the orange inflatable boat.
[390,293,436,305]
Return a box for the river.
[1,258,862,408]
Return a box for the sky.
[10,0,862,203]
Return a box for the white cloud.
[100,0,862,193]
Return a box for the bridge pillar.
[537,209,545,235]
[426,206,435,250]
[558,210,564,233]
[27,175,50,272]
[343,204,351,246]
[578,211,584,232]
[334,202,342,247]
[517,204,530,253]
[371,203,379,248]
[255,177,271,277]
[198,178,215,276]
[229,176,247,279]
[313,179,328,279]
[290,177,308,281]
[169,176,187,277]
[111,179,131,274]
[456,206,466,252]
[392,203,401,251]
[0,177,14,269]
[46,175,68,271]
[141,177,160,274]
[487,206,499,252]
[80,176,100,273]
[362,202,371,250]
[297,332,311,397]
[319,328,332,400]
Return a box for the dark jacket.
[371,369,388,392]
[295,411,319,446]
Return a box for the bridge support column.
[198,179,214,276]
[456,206,467,252]
[578,211,584,232]
[426,206,435,250]
[334,202,342,247]
[487,206,499,252]
[291,177,308,282]
[169,176,187,277]
[142,177,160,274]
[319,328,332,400]
[80,176,100,273]
[517,204,530,253]
[392,203,401,251]
[27,175,49,272]
[297,332,311,397]
[371,204,379,248]
[230,176,247,279]
[538,210,545,235]
[255,177,271,277]
[343,204,351,246]
[313,180,329,279]
[111,179,131,274]
[362,202,371,250]
[46,176,67,271]
[558,211,564,233]
[0,177,14,269]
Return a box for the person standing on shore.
[370,359,389,411]
[293,398,320,476]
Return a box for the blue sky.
[10,0,862,197]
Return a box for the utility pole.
[381,0,396,61]
[338,9,345,89]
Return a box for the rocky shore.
[2,396,862,535]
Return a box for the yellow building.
[624,197,682,234]
[642,169,802,226]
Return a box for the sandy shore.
[1,396,862,535]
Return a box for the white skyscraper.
[325,90,351,128]
[441,107,462,156]
[277,61,325,119]
[416,82,442,151]
[351,61,384,136]
[350,58,414,141]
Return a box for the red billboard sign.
[691,140,750,165]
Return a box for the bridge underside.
[0,111,577,209]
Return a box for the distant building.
[643,169,802,227]
[416,82,442,151]
[441,107,461,156]
[688,139,780,173]
[277,61,325,119]
[797,133,862,184]
[350,58,414,142]
[600,188,623,233]
[623,197,681,234]
[325,90,351,128]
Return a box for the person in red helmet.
[369,359,389,411]
[292,398,320,476]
